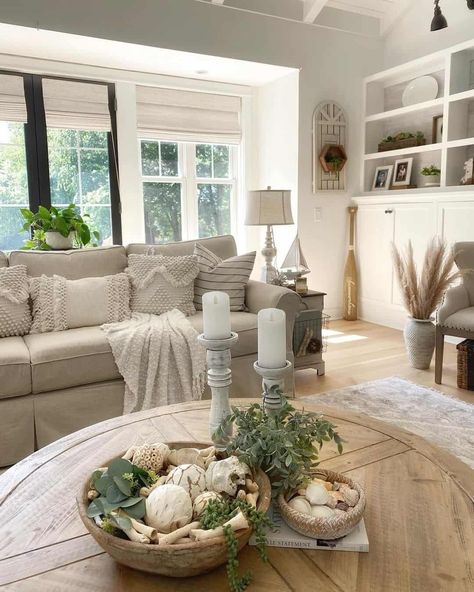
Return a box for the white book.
[249,504,369,552]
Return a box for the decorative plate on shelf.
[402,76,439,107]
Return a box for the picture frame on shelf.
[432,115,443,143]
[372,165,393,191]
[392,158,413,187]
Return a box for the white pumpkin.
[145,484,192,533]
[205,456,249,497]
[165,464,206,501]
[193,491,222,519]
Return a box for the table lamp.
[245,187,294,283]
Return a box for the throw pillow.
[127,253,199,316]
[193,243,256,311]
[0,265,31,337]
[30,273,131,333]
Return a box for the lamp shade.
[245,188,294,226]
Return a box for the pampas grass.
[392,238,458,320]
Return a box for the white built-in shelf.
[365,98,444,123]
[361,39,474,195]
[364,143,441,161]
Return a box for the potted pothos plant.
[20,204,100,250]
[420,164,441,187]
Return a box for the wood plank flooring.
[295,319,474,405]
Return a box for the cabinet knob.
[384,209,393,214]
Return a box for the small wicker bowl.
[277,469,366,540]
[77,442,271,577]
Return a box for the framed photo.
[432,115,443,143]
[372,165,393,191]
[392,158,413,187]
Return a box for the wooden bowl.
[277,469,365,540]
[77,442,271,577]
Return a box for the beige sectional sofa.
[1,235,303,467]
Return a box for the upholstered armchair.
[435,242,474,384]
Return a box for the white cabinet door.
[357,204,394,305]
[439,201,474,244]
[392,202,437,306]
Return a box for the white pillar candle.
[257,308,286,369]
[202,291,231,340]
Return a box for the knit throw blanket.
[101,309,206,414]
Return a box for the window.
[140,140,236,244]
[0,72,121,250]
[48,129,113,244]
[0,122,29,250]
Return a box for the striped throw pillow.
[193,243,256,311]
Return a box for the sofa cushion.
[9,245,127,279]
[443,307,474,331]
[24,326,121,394]
[0,336,31,399]
[127,235,237,261]
[0,265,32,337]
[30,273,131,333]
[188,312,257,357]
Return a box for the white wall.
[0,0,382,316]
[384,0,474,67]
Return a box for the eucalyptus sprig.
[200,498,272,592]
[214,390,344,496]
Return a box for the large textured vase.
[403,318,436,369]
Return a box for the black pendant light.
[431,0,448,31]
[467,0,474,10]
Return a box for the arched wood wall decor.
[312,101,347,192]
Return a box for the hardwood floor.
[295,319,474,405]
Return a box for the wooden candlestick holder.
[253,360,292,415]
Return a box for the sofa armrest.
[437,284,470,325]
[246,280,305,350]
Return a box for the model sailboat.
[280,236,310,280]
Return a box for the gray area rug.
[302,377,474,469]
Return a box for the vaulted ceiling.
[204,0,410,36]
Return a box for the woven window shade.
[42,79,111,131]
[136,86,241,144]
[0,74,27,123]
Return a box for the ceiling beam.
[303,0,328,23]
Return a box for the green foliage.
[200,498,272,592]
[381,131,425,144]
[421,164,441,176]
[214,390,344,496]
[86,458,156,524]
[19,203,100,250]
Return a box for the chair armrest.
[437,284,470,325]
[246,280,305,350]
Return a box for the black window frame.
[0,69,122,244]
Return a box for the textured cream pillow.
[127,253,199,316]
[0,265,31,337]
[30,273,131,333]
[193,243,256,311]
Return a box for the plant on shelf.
[420,164,441,186]
[379,131,425,152]
[392,238,458,370]
[19,204,100,250]
[214,390,344,497]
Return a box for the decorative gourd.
[145,484,192,533]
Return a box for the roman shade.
[42,79,111,131]
[136,86,241,144]
[0,74,27,123]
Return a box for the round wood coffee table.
[1,400,473,591]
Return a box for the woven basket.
[457,339,474,390]
[277,469,366,540]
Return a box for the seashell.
[305,483,330,505]
[205,456,249,497]
[310,505,335,519]
[333,509,346,518]
[329,491,345,503]
[165,464,206,501]
[312,477,333,491]
[340,485,359,507]
[192,491,222,519]
[132,443,170,472]
[336,501,349,512]
[288,496,312,515]
[325,495,337,509]
[167,448,206,469]
[332,481,341,491]
[297,488,307,496]
[87,489,99,500]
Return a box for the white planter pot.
[423,174,440,187]
[403,317,435,369]
[45,231,75,250]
